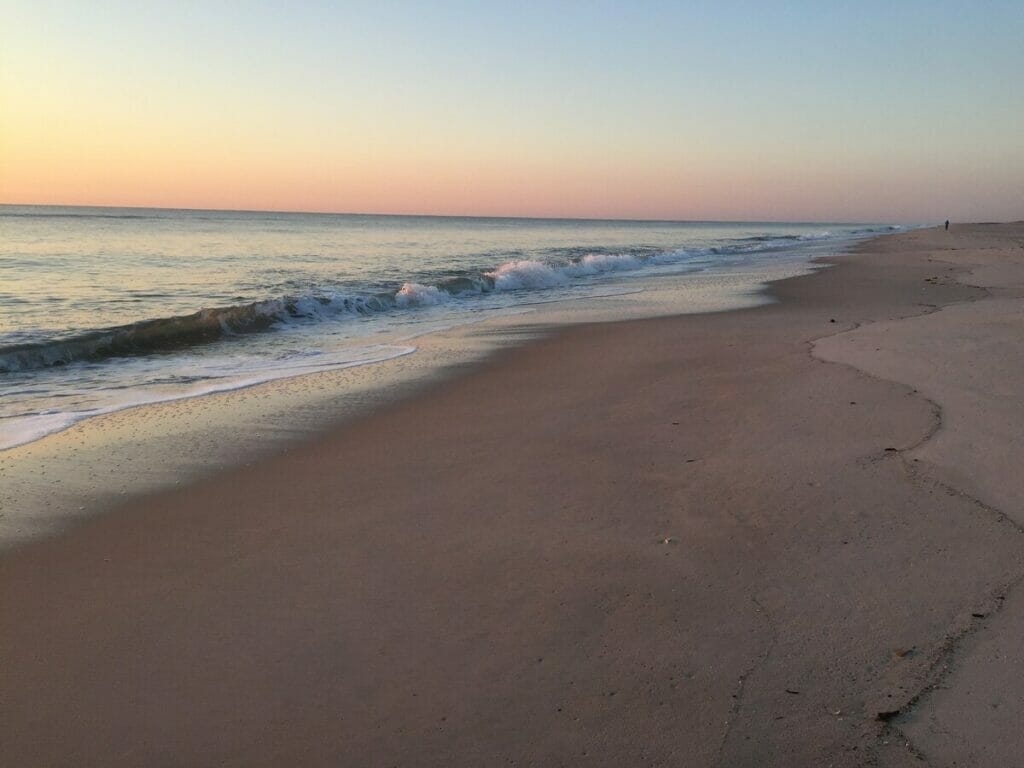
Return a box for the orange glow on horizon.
[3,3,1021,225]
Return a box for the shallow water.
[0,205,900,449]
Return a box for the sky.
[1,1,1022,222]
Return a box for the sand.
[2,224,1023,766]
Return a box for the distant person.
[945,220,950,231]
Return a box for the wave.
[0,229,859,374]
[739,235,802,242]
[736,226,903,244]
[0,211,160,221]
[0,295,397,373]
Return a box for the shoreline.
[0,242,830,549]
[3,224,1024,765]
[2,212,879,460]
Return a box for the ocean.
[0,205,901,450]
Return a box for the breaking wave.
[0,296,393,373]
[0,228,866,374]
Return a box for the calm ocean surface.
[0,205,901,449]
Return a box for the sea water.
[0,206,901,450]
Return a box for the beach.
[2,223,1023,765]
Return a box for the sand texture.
[2,224,1023,766]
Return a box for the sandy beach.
[2,224,1024,766]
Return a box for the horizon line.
[0,201,899,227]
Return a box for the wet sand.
[2,224,1023,766]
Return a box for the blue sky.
[2,1,1022,220]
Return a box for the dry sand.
[2,224,1023,766]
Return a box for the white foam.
[486,260,569,290]
[486,253,664,291]
[395,282,446,307]
[0,344,417,451]
[0,412,86,452]
[565,252,645,275]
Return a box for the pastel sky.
[1,1,1022,222]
